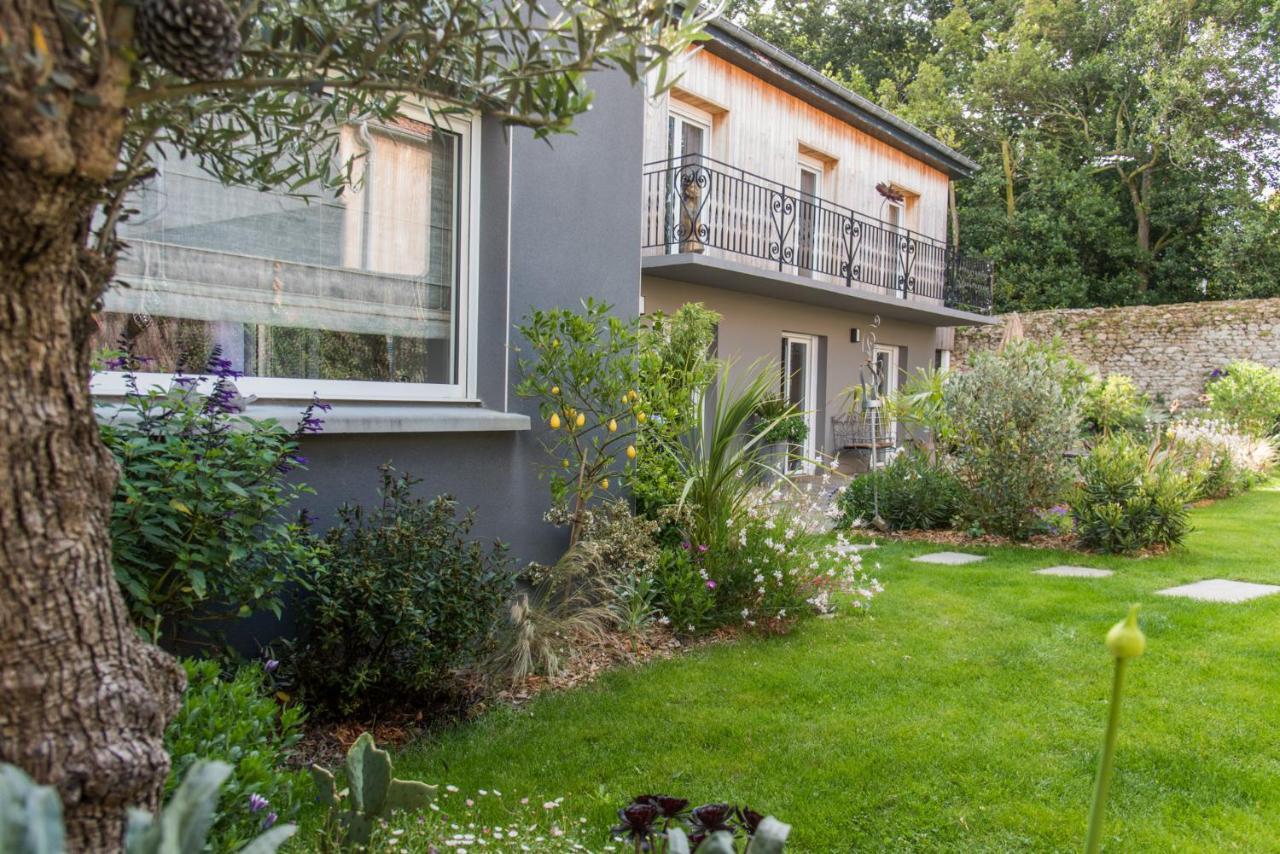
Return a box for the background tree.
[730,0,1280,309]
[0,0,714,848]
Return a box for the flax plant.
[667,362,803,555]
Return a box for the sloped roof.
[705,18,980,178]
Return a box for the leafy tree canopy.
[729,0,1280,309]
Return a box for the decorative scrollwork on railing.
[839,219,864,286]
[668,163,712,247]
[766,189,797,269]
[641,156,993,313]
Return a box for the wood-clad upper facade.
[643,49,951,242]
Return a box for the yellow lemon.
[636,411,647,423]
[576,412,586,428]
[622,394,630,404]
[599,478,609,489]
[549,413,561,430]
[561,459,570,469]
[626,445,637,460]
[628,390,639,401]
[551,385,560,395]
[608,418,618,433]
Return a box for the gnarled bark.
[0,157,185,850]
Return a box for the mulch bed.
[290,623,757,768]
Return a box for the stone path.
[911,551,986,565]
[1034,566,1114,578]
[1156,579,1280,603]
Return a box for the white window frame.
[91,102,482,404]
[667,100,713,160]
[782,332,820,474]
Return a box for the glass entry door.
[872,344,899,444]
[782,334,819,473]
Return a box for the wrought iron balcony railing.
[641,156,994,314]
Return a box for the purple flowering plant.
[99,343,329,645]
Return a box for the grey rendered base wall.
[299,429,566,566]
[953,297,1280,404]
[641,276,942,455]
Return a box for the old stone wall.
[953,298,1280,403]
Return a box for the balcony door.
[796,158,823,278]
[666,104,712,254]
[886,200,907,298]
[782,333,819,473]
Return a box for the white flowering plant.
[1165,417,1276,498]
[653,486,882,633]
[357,785,596,853]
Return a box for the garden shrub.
[1165,418,1276,499]
[632,303,721,517]
[1071,434,1194,554]
[100,350,327,645]
[293,465,513,717]
[165,659,308,851]
[1205,360,1280,436]
[652,542,719,634]
[835,450,963,531]
[945,342,1081,538]
[1081,374,1152,436]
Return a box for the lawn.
[386,486,1280,852]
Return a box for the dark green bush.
[101,350,326,645]
[293,466,514,717]
[165,659,308,851]
[1071,435,1194,554]
[945,341,1082,538]
[836,450,964,531]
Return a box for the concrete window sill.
[95,400,531,435]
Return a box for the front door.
[782,334,819,472]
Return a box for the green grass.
[384,487,1280,852]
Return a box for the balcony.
[641,156,994,316]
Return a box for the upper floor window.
[667,101,712,162]
[92,108,479,402]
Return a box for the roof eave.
[702,19,979,179]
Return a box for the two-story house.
[639,20,993,468]
[89,20,991,569]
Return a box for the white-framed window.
[782,332,819,473]
[91,103,481,403]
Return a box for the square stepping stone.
[1156,579,1280,603]
[1035,566,1114,578]
[911,551,985,565]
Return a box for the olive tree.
[0,0,713,848]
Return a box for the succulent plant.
[614,796,789,853]
[0,760,294,854]
[311,732,436,847]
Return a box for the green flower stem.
[1085,657,1128,854]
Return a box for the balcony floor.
[641,252,996,327]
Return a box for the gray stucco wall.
[298,71,645,568]
[642,276,940,454]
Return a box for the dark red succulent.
[612,801,660,850]
[633,794,690,819]
[689,802,735,835]
[736,806,765,836]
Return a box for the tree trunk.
[1124,167,1154,294]
[0,158,185,851]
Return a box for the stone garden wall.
[953,297,1280,404]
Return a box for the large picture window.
[93,110,478,401]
